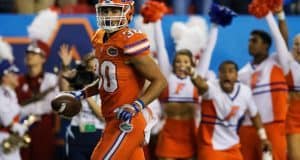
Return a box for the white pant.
[0,132,21,160]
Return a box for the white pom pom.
[27,9,58,43]
[0,37,14,62]
[176,28,204,54]
[171,22,186,42]
[172,16,208,56]
[186,16,208,32]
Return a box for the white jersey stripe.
[124,41,150,54]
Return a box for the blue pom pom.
[209,3,237,27]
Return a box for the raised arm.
[278,18,289,45]
[57,44,73,91]
[196,24,218,77]
[196,3,236,77]
[265,12,293,75]
[275,9,289,45]
[154,20,172,77]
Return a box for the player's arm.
[129,54,167,106]
[115,33,167,121]
[56,78,99,102]
[265,11,293,75]
[115,54,166,122]
[70,78,100,100]
[56,43,100,99]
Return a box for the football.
[51,92,82,118]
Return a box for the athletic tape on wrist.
[132,103,140,112]
[133,99,145,111]
[258,128,267,140]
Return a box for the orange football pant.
[91,113,146,160]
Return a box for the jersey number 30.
[100,61,118,92]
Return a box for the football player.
[58,47,105,160]
[61,0,167,159]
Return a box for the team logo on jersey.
[107,46,118,56]
[251,71,261,88]
[119,122,133,133]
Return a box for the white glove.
[11,123,28,136]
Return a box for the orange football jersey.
[92,27,150,119]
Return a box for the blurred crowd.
[1,0,300,14]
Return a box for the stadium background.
[0,14,299,73]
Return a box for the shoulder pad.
[123,29,150,55]
[92,29,106,48]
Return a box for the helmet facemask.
[95,3,131,33]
